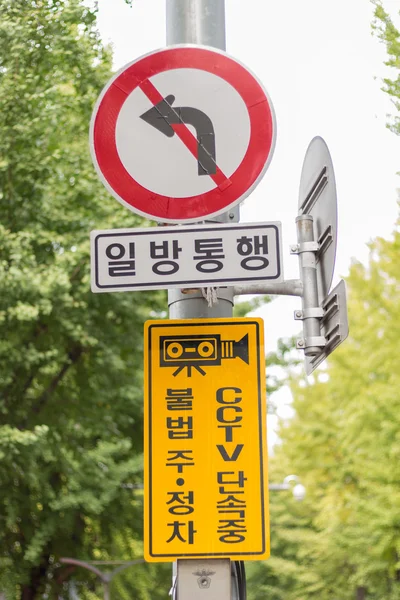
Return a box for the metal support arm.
[174,279,303,305]
[233,279,303,297]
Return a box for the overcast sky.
[95,0,400,447]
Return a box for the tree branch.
[17,345,85,429]
[32,345,84,412]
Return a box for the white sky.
[95,0,400,448]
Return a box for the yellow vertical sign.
[144,318,269,562]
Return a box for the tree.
[372,1,400,136]
[276,226,400,598]
[248,5,400,594]
[0,1,165,597]
[246,224,400,599]
[246,457,322,600]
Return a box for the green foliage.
[266,335,301,400]
[249,9,400,593]
[110,558,171,600]
[0,0,165,597]
[233,295,272,318]
[248,224,400,599]
[233,297,300,402]
[372,1,400,135]
[247,459,321,600]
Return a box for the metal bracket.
[296,336,326,350]
[317,225,333,260]
[294,307,324,320]
[304,280,349,375]
[177,559,231,600]
[169,575,177,598]
[290,241,320,255]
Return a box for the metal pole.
[295,215,323,356]
[166,0,226,49]
[60,558,144,600]
[103,581,111,600]
[166,0,235,322]
[233,279,303,298]
[166,2,235,599]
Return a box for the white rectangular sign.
[91,222,283,293]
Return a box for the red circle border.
[92,46,275,222]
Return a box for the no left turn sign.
[90,45,276,223]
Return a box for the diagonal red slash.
[139,78,232,192]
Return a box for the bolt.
[291,245,298,253]
[229,212,235,219]
[297,339,304,347]
[295,311,302,318]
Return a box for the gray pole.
[103,581,111,600]
[166,0,235,322]
[166,0,226,49]
[295,215,321,356]
[166,2,235,599]
[59,558,144,600]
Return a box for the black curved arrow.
[140,94,216,176]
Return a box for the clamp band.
[303,307,324,319]
[298,241,320,253]
[305,336,326,347]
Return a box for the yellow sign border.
[144,317,269,561]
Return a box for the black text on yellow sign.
[144,318,269,562]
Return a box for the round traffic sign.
[90,45,276,223]
[298,136,338,302]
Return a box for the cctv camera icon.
[159,333,249,376]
